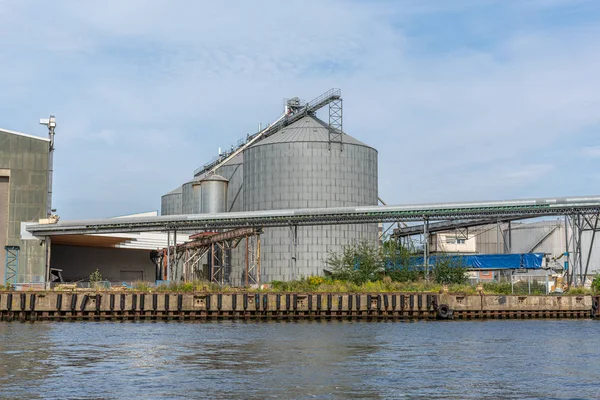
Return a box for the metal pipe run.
[27,196,600,236]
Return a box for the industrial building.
[161,90,378,285]
[7,90,600,290]
[0,124,52,286]
[397,216,600,287]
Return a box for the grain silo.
[212,154,243,213]
[161,187,183,216]
[239,115,378,283]
[199,174,228,214]
[160,89,379,285]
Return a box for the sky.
[1,0,599,219]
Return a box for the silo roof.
[166,186,183,195]
[200,174,229,183]
[252,115,372,148]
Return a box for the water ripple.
[0,320,599,399]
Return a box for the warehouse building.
[0,126,51,287]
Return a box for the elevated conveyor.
[26,196,600,236]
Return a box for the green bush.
[565,287,591,295]
[483,282,512,295]
[591,276,600,294]
[89,269,102,284]
[512,280,547,295]
[326,241,383,285]
[432,257,468,285]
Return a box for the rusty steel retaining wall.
[0,292,598,321]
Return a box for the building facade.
[0,128,50,285]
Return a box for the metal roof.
[251,115,371,147]
[0,127,50,142]
[165,186,183,195]
[26,195,600,236]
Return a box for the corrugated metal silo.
[240,115,378,283]
[200,174,228,214]
[181,178,203,214]
[160,186,183,216]
[214,153,243,212]
[181,181,194,214]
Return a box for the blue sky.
[1,0,599,219]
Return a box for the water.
[0,320,598,399]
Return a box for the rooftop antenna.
[39,116,56,218]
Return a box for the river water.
[0,320,598,399]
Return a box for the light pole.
[39,115,56,289]
[39,115,56,218]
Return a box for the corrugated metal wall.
[0,176,8,274]
[0,130,49,283]
[473,219,600,274]
[215,153,243,213]
[160,187,182,216]
[239,116,378,284]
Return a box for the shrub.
[89,269,102,284]
[565,287,591,295]
[483,282,512,295]
[512,280,547,295]
[326,241,383,285]
[591,276,600,294]
[432,256,468,285]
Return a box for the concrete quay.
[0,291,597,321]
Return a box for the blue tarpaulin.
[407,253,544,270]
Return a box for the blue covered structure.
[409,253,544,270]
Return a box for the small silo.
[181,177,202,214]
[241,115,378,283]
[161,186,183,216]
[199,174,229,214]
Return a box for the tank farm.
[6,89,600,323]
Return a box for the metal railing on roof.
[193,88,342,177]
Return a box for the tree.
[326,241,383,284]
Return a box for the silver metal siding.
[240,124,378,284]
[200,179,228,214]
[160,191,183,216]
[0,130,49,283]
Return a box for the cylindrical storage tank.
[160,186,183,216]
[241,115,378,284]
[192,181,202,214]
[215,153,244,213]
[200,174,228,214]
[181,181,195,214]
[182,177,202,214]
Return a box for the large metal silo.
[161,186,183,216]
[214,153,243,212]
[200,174,228,214]
[241,115,378,283]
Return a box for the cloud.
[581,146,600,158]
[0,0,599,218]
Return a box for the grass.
[271,277,477,294]
[39,277,597,296]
